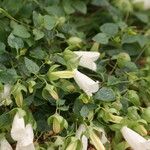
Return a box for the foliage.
[0,0,150,149]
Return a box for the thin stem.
[0,8,33,29]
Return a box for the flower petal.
[74,51,100,70]
[0,138,13,150]
[76,124,88,150]
[18,124,34,146]
[74,51,100,61]
[11,112,25,141]
[140,140,150,149]
[78,57,97,71]
[121,126,147,150]
[74,70,99,96]
[16,143,35,150]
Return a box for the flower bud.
[57,17,66,26]
[65,137,82,150]
[117,52,131,68]
[127,90,140,106]
[133,125,147,136]
[28,81,36,93]
[89,130,105,150]
[48,70,74,81]
[67,37,82,46]
[48,114,68,134]
[142,107,150,123]
[53,117,61,134]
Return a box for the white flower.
[121,126,150,150]
[76,124,88,150]
[16,143,35,150]
[0,138,13,150]
[0,84,12,106]
[73,70,99,96]
[74,51,100,71]
[11,112,35,149]
[17,124,34,146]
[133,0,150,9]
[11,112,25,141]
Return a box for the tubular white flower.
[133,0,150,9]
[18,124,34,146]
[74,51,100,71]
[121,126,150,150]
[11,112,25,141]
[16,143,35,150]
[0,138,13,150]
[73,70,99,96]
[76,124,88,150]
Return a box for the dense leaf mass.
[0,0,150,149]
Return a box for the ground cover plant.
[0,0,150,149]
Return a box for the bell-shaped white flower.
[73,70,99,96]
[11,112,25,141]
[16,143,35,150]
[133,0,150,9]
[0,84,12,106]
[0,138,13,150]
[74,51,100,71]
[121,126,150,150]
[76,124,88,150]
[18,124,34,147]
[11,112,35,149]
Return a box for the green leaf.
[33,29,44,40]
[0,113,11,129]
[122,34,148,47]
[0,69,19,84]
[100,23,118,36]
[7,33,24,50]
[113,141,129,150]
[63,0,75,14]
[124,62,137,72]
[73,1,87,14]
[92,33,109,44]
[24,57,40,74]
[91,0,109,6]
[11,21,31,38]
[134,13,149,23]
[94,87,116,101]
[80,105,89,117]
[29,47,47,60]
[107,76,120,86]
[43,15,56,30]
[0,42,5,54]
[45,5,65,16]
[33,11,44,27]
[1,0,24,15]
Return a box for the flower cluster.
[0,112,35,150]
[73,51,100,96]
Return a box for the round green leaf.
[94,87,116,101]
[92,33,109,44]
[100,23,118,36]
